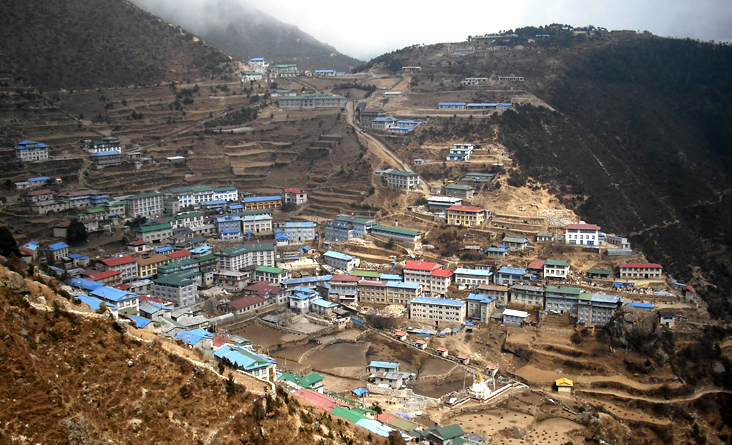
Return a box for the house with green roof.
[444,183,475,200]
[278,371,325,393]
[135,223,172,243]
[370,225,422,243]
[383,168,421,190]
[153,271,198,306]
[254,265,290,285]
[544,259,570,280]
[545,285,582,315]
[325,215,376,241]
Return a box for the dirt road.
[346,103,430,195]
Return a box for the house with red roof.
[84,269,122,286]
[166,249,192,261]
[446,205,487,227]
[97,255,139,282]
[219,294,269,316]
[282,188,308,205]
[564,223,602,246]
[403,261,453,296]
[617,262,663,280]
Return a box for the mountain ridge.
[129,0,363,71]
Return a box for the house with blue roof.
[215,344,277,380]
[70,277,104,293]
[16,140,49,162]
[90,150,122,168]
[289,288,319,313]
[139,301,173,320]
[409,296,467,325]
[175,328,213,348]
[90,286,139,316]
[385,281,423,305]
[371,116,398,130]
[455,268,493,287]
[485,246,508,257]
[43,242,69,262]
[368,361,400,373]
[127,315,153,329]
[494,267,529,286]
[310,298,339,316]
[281,221,316,244]
[466,293,496,322]
[323,250,360,271]
[578,293,622,326]
[626,301,654,312]
[438,102,466,109]
[75,294,119,313]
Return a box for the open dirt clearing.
[236,323,305,347]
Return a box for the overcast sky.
[254,0,732,60]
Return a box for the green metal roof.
[350,270,381,278]
[168,212,204,221]
[371,225,421,236]
[330,407,366,425]
[255,265,284,274]
[445,184,473,190]
[546,285,582,295]
[385,169,418,177]
[545,259,570,267]
[153,273,193,286]
[135,223,172,233]
[335,215,375,225]
[588,269,611,275]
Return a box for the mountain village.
[0,23,727,445]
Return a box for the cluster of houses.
[370,116,421,134]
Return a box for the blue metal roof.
[127,315,152,328]
[68,253,88,260]
[627,302,654,308]
[214,345,275,371]
[455,268,493,277]
[282,221,317,228]
[155,246,174,253]
[467,293,495,304]
[438,102,466,105]
[497,266,526,275]
[243,196,282,203]
[380,274,402,281]
[90,150,120,157]
[91,286,137,302]
[312,298,338,308]
[386,281,420,289]
[46,242,69,251]
[283,275,332,285]
[28,176,50,182]
[70,277,103,292]
[355,419,394,437]
[76,295,118,311]
[369,361,399,369]
[324,250,354,261]
[486,247,507,252]
[175,328,213,346]
[372,117,397,122]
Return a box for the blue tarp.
[352,388,368,397]
[350,317,364,325]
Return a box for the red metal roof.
[101,255,137,266]
[86,270,121,280]
[293,388,349,412]
[436,347,447,352]
[618,263,662,269]
[394,331,407,337]
[283,188,305,194]
[404,260,441,271]
[213,336,236,348]
[226,295,266,310]
[565,223,601,230]
[431,269,454,277]
[166,249,191,259]
[129,240,146,246]
[139,296,169,305]
[457,354,468,359]
[528,259,545,269]
[244,280,283,296]
[114,284,131,290]
[446,205,484,212]
[54,221,71,228]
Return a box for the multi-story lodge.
[278,93,347,109]
[16,140,49,162]
[409,297,466,326]
[382,169,421,190]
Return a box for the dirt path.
[346,104,430,195]
[513,364,678,390]
[575,387,732,404]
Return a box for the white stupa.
[468,373,492,400]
